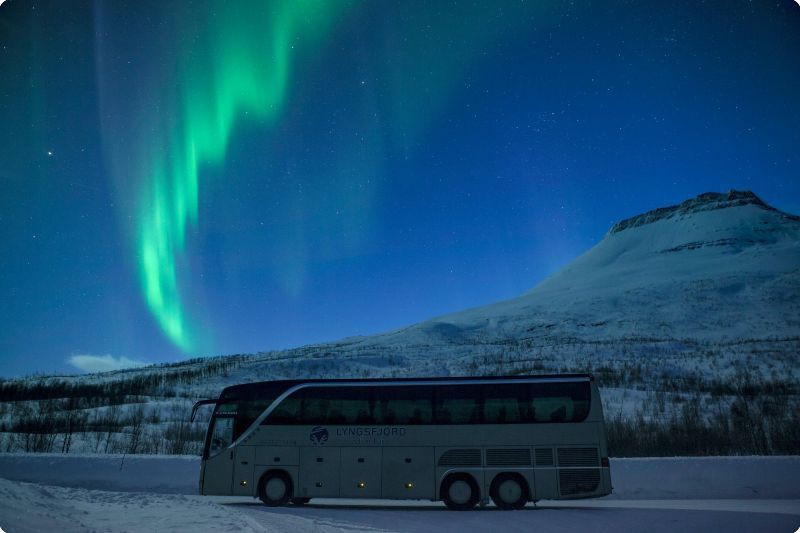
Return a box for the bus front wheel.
[489,473,529,510]
[258,470,293,507]
[441,473,480,510]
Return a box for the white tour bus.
[192,374,612,509]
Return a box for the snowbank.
[608,456,800,499]
[0,453,198,494]
[0,477,380,533]
[1,453,798,500]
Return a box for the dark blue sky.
[1,0,799,376]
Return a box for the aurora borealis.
[2,1,800,375]
[118,1,348,351]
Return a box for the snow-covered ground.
[0,478,365,533]
[0,454,799,532]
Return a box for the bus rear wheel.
[258,470,292,507]
[490,473,528,510]
[441,473,480,510]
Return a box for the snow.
[235,499,800,533]
[608,456,800,500]
[0,478,258,533]
[0,478,373,533]
[0,453,199,494]
[0,454,799,532]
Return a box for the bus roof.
[218,373,594,401]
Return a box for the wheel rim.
[497,479,522,503]
[265,477,287,501]
[449,480,473,504]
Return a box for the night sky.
[1,1,799,377]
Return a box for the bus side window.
[380,403,396,424]
[301,393,330,425]
[573,400,590,420]
[549,405,567,422]
[374,386,433,425]
[266,396,301,424]
[435,385,482,424]
[482,383,529,424]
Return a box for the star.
[47,150,53,157]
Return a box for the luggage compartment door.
[340,447,382,498]
[299,447,341,497]
[381,447,435,500]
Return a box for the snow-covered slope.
[360,190,800,347]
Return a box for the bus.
[191,374,612,510]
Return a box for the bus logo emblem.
[310,426,329,445]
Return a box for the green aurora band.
[94,1,549,354]
[135,1,347,351]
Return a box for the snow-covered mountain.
[358,190,800,348]
[4,190,798,455]
[54,190,800,387]
[58,189,797,392]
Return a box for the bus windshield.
[204,384,288,458]
[208,413,234,457]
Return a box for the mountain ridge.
[609,190,799,235]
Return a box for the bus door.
[202,414,235,495]
[232,446,256,496]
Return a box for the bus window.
[484,395,522,423]
[435,385,482,424]
[335,388,375,424]
[208,415,234,457]
[293,387,375,425]
[532,397,572,422]
[375,386,434,424]
[528,382,591,423]
[220,381,288,434]
[266,395,302,424]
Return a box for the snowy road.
[1,454,799,532]
[2,479,798,533]
[232,499,800,533]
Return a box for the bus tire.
[489,473,528,510]
[441,473,480,510]
[291,497,310,506]
[258,470,292,507]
